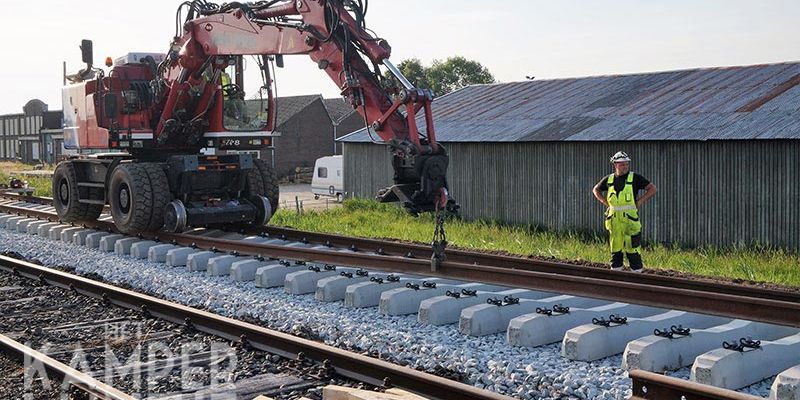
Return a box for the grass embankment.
[272,198,800,288]
[0,162,52,197]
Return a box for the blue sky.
[1,0,798,114]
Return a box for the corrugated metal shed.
[343,140,800,250]
[340,62,800,250]
[340,62,800,142]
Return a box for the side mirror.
[80,39,94,66]
[275,55,284,68]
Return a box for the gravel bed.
[0,221,773,399]
[0,226,633,400]
[0,267,362,399]
[0,351,85,399]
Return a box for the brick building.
[247,95,362,179]
[0,99,65,164]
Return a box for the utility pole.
[332,120,339,154]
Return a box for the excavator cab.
[55,43,280,234]
[219,56,256,132]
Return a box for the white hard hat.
[610,151,631,163]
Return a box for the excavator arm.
[157,0,457,214]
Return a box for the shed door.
[31,142,39,160]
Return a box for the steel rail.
[0,255,509,400]
[629,370,763,400]
[158,233,800,328]
[259,225,800,304]
[5,193,799,306]
[1,199,799,328]
[0,332,135,400]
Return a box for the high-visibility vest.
[221,72,231,99]
[606,172,639,220]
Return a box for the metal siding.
[344,140,800,250]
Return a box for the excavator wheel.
[108,163,168,234]
[52,161,103,223]
[140,163,171,231]
[253,158,279,214]
[245,164,265,199]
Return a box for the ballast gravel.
[0,225,772,399]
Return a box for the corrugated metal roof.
[339,62,800,142]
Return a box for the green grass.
[272,198,800,288]
[2,160,795,287]
[0,162,53,197]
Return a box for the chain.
[430,206,448,271]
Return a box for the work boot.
[610,252,624,270]
[627,252,643,272]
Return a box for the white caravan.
[311,155,344,202]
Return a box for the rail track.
[0,254,507,400]
[4,193,799,328]
[0,192,798,399]
[0,333,134,400]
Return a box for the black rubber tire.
[253,158,279,214]
[108,163,154,234]
[245,163,265,199]
[141,163,171,231]
[52,161,103,223]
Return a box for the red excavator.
[57,0,457,242]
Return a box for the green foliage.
[272,198,800,288]
[426,56,495,96]
[26,176,52,197]
[383,56,495,96]
[0,163,52,197]
[387,58,431,90]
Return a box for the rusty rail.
[259,225,800,304]
[629,370,763,400]
[11,193,798,304]
[7,193,800,301]
[0,196,799,328]
[0,332,135,400]
[0,255,509,400]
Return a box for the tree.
[426,56,495,96]
[390,58,431,90]
[383,56,495,96]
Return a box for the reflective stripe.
[609,205,637,212]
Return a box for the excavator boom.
[162,0,456,213]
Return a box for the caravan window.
[337,169,341,177]
[318,167,328,178]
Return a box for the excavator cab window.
[221,56,268,132]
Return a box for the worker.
[220,69,247,126]
[592,151,657,272]
[220,69,232,99]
